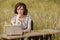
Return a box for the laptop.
[4,25,23,36]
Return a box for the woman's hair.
[14,2,28,15]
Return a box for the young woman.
[11,2,34,40]
[11,2,33,34]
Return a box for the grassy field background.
[0,0,60,40]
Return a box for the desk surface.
[1,29,60,39]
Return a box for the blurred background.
[0,0,60,40]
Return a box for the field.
[0,0,60,40]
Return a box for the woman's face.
[17,6,24,16]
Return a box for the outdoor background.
[0,0,60,40]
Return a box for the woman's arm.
[22,18,32,33]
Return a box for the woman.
[11,2,33,34]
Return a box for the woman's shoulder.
[26,15,32,20]
[26,15,31,18]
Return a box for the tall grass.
[0,0,60,40]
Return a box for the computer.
[4,25,23,36]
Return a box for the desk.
[1,29,60,40]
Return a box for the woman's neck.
[18,15,26,21]
[18,14,25,19]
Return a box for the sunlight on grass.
[0,0,60,40]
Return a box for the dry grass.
[0,0,60,40]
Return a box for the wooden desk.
[1,29,60,40]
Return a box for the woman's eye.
[17,8,20,10]
[21,9,24,10]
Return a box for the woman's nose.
[18,10,21,12]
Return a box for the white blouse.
[11,15,32,32]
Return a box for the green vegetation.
[0,0,60,40]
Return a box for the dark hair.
[14,2,28,15]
